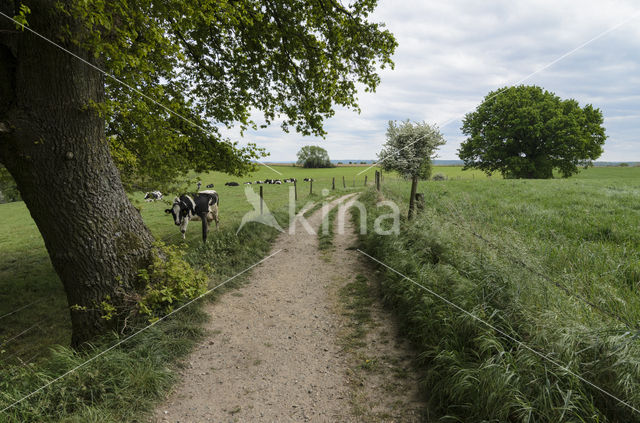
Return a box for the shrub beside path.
[154,194,426,422]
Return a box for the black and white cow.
[206,183,215,188]
[303,178,314,182]
[225,181,240,186]
[244,181,252,185]
[144,191,163,202]
[165,190,219,243]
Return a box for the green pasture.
[138,164,377,241]
[0,165,374,366]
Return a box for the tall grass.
[355,171,640,422]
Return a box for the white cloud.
[225,0,640,161]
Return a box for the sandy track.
[154,193,425,422]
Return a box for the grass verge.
[318,205,340,252]
[354,180,640,422]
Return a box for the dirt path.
[154,194,426,422]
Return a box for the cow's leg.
[180,218,189,239]
[199,213,209,243]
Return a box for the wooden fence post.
[342,175,346,188]
[332,177,335,190]
[364,175,368,186]
[375,171,380,191]
[260,185,264,215]
[408,175,418,220]
[294,179,297,201]
[310,180,313,195]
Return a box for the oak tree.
[459,85,606,179]
[0,0,396,345]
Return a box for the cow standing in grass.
[165,190,219,243]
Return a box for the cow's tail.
[200,212,209,243]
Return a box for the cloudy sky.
[225,0,640,162]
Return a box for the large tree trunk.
[0,1,155,346]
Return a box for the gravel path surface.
[154,193,426,422]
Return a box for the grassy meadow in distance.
[356,165,640,421]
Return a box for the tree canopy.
[296,145,334,168]
[64,0,397,190]
[459,85,606,179]
[378,120,446,179]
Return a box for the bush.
[137,243,208,321]
[432,173,447,181]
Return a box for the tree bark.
[0,1,155,347]
[408,175,418,220]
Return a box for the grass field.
[2,164,638,420]
[356,165,640,421]
[138,164,378,240]
[0,165,375,363]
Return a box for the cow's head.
[165,197,189,226]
